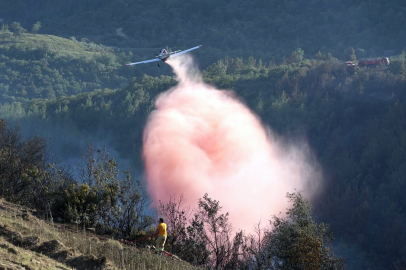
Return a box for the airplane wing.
[125,58,160,66]
[171,45,202,58]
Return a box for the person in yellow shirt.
[155,218,167,255]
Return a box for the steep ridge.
[0,198,197,270]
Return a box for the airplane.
[125,45,202,67]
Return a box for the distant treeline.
[1,0,405,64]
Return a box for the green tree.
[0,119,72,217]
[31,21,41,34]
[315,51,327,61]
[389,59,406,75]
[70,144,153,237]
[63,182,99,226]
[10,22,26,36]
[204,60,228,78]
[266,192,345,270]
[288,48,305,63]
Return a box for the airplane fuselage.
[156,49,170,62]
[126,45,201,67]
[158,55,170,62]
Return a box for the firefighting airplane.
[125,45,202,67]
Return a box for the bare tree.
[158,193,191,253]
[196,193,233,269]
[243,221,273,270]
[115,176,153,238]
[77,143,109,187]
[222,221,272,270]
[223,230,250,270]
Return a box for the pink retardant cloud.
[142,55,321,233]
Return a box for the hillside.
[0,31,125,102]
[1,0,405,63]
[0,30,173,103]
[3,53,406,269]
[0,32,116,59]
[0,198,198,270]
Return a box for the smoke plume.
[143,55,321,233]
[115,27,128,39]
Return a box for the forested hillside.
[3,51,406,269]
[0,29,147,102]
[1,0,405,64]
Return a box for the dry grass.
[0,234,72,270]
[0,198,203,270]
